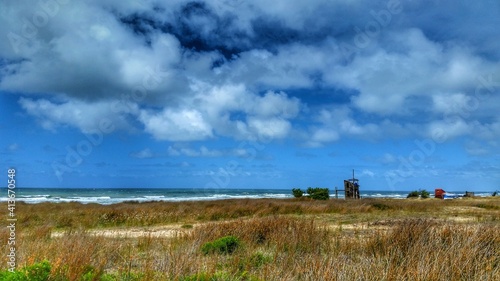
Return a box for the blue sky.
[1,0,499,191]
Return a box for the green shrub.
[201,236,241,255]
[0,260,51,281]
[292,188,304,198]
[407,190,420,198]
[306,187,329,200]
[420,189,430,199]
[248,252,272,268]
[407,190,430,199]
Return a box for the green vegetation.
[291,188,303,198]
[248,252,272,268]
[0,260,51,281]
[407,189,430,198]
[0,260,144,281]
[201,236,241,255]
[292,187,329,200]
[407,190,419,198]
[420,189,430,198]
[306,187,329,200]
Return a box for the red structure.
[435,188,446,199]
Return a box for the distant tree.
[306,187,329,200]
[407,189,430,199]
[420,189,430,199]
[407,190,420,198]
[292,188,304,198]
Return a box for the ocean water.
[2,188,496,205]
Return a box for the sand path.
[50,212,483,239]
[51,224,194,238]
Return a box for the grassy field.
[1,197,499,280]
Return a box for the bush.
[407,191,420,198]
[201,236,241,255]
[292,188,304,198]
[0,260,51,281]
[407,189,430,199]
[420,189,430,199]
[249,251,273,268]
[306,187,329,200]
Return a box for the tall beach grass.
[1,197,498,280]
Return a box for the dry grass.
[1,197,499,280]
[13,197,499,229]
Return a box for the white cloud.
[361,169,375,177]
[427,119,470,140]
[8,143,19,152]
[139,108,213,141]
[253,91,301,118]
[130,148,154,159]
[1,0,499,147]
[381,153,397,164]
[432,93,470,115]
[0,2,184,102]
[247,117,292,140]
[18,98,135,133]
[190,82,301,141]
[221,43,337,90]
[167,145,253,158]
[306,106,381,146]
[169,146,222,157]
[464,141,490,156]
[327,28,498,117]
[307,128,340,147]
[167,146,181,156]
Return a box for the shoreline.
[4,188,497,205]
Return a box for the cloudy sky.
[1,0,499,191]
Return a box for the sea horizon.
[3,187,496,205]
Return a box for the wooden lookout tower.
[343,169,360,199]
